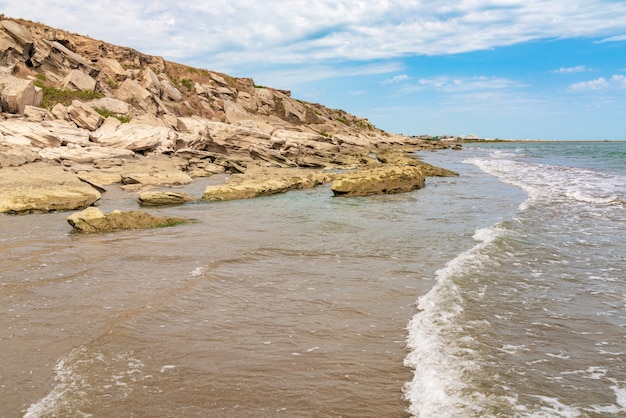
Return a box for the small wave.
[467,157,626,211]
[403,224,509,416]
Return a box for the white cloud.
[597,34,626,43]
[568,75,626,92]
[383,74,410,84]
[553,65,589,73]
[405,76,524,93]
[3,0,626,70]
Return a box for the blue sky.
[3,1,626,140]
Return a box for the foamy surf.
[404,226,508,417]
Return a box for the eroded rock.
[67,207,191,233]
[0,162,101,213]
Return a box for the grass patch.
[93,107,131,123]
[35,81,103,108]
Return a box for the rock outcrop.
[138,191,197,206]
[0,16,455,215]
[331,165,426,197]
[0,161,101,213]
[67,207,191,233]
[203,166,336,201]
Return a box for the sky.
[3,1,626,140]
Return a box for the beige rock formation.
[0,73,42,113]
[67,207,191,233]
[331,165,426,197]
[0,16,454,214]
[0,162,101,213]
[202,166,335,201]
[138,191,197,206]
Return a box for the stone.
[67,207,191,233]
[0,162,101,213]
[119,155,193,186]
[0,143,40,168]
[115,78,159,114]
[0,74,42,113]
[331,165,426,197]
[39,143,135,163]
[41,120,91,145]
[0,20,34,66]
[137,191,197,206]
[91,121,172,152]
[85,98,131,115]
[23,105,51,122]
[0,119,61,148]
[51,103,69,120]
[159,76,183,101]
[68,100,104,131]
[203,166,335,201]
[62,69,97,91]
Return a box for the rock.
[91,120,171,152]
[0,143,40,168]
[159,76,183,101]
[62,69,97,91]
[115,78,162,114]
[0,73,42,113]
[0,20,34,66]
[138,191,197,206]
[85,98,131,115]
[41,120,91,145]
[51,103,69,120]
[23,105,51,122]
[203,166,335,201]
[0,119,62,148]
[68,100,104,131]
[0,162,101,213]
[67,207,191,233]
[119,155,193,186]
[330,165,426,197]
[39,143,135,163]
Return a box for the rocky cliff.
[0,16,452,215]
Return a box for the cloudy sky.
[3,1,626,139]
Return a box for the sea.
[0,140,624,417]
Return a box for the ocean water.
[406,141,626,417]
[0,141,624,417]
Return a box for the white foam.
[466,156,626,213]
[24,348,88,418]
[404,223,507,416]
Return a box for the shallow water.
[1,148,521,417]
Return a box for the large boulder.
[0,162,101,213]
[91,120,171,152]
[330,165,426,197]
[119,155,193,186]
[62,69,97,91]
[0,74,42,114]
[0,20,34,66]
[67,207,191,233]
[68,100,104,131]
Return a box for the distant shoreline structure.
[410,135,625,142]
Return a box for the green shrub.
[93,107,131,123]
[180,78,194,92]
[35,81,103,108]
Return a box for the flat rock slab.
[202,166,335,201]
[0,162,101,213]
[138,191,198,206]
[67,207,192,233]
[331,165,426,197]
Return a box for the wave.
[403,225,509,417]
[465,157,625,210]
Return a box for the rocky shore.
[1,16,455,232]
